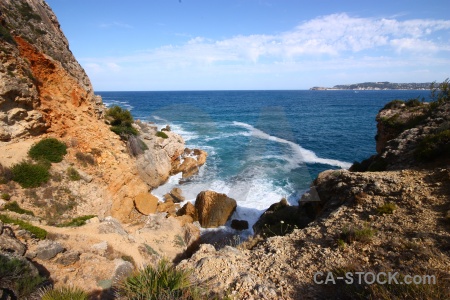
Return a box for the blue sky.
[46,0,450,91]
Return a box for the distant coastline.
[310,81,432,91]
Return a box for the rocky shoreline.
[1,1,449,299]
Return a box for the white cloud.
[82,13,450,90]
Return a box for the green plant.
[1,193,11,200]
[382,99,404,110]
[116,259,199,300]
[156,131,169,139]
[11,161,50,188]
[376,202,397,215]
[0,214,47,239]
[106,105,138,139]
[405,98,423,107]
[339,224,376,245]
[143,243,160,257]
[0,163,13,184]
[39,286,88,300]
[415,129,450,161]
[67,167,81,181]
[430,78,450,104]
[75,152,96,166]
[57,215,96,227]
[0,24,16,45]
[0,253,45,298]
[3,201,34,216]
[29,138,67,163]
[16,2,42,21]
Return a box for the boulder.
[195,191,237,228]
[231,219,249,231]
[98,217,128,236]
[0,234,26,256]
[156,199,177,217]
[134,193,158,215]
[55,251,80,266]
[35,240,64,260]
[166,187,185,203]
[177,202,197,222]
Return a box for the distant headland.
[310,81,432,90]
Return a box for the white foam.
[233,121,351,169]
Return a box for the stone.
[35,240,64,260]
[55,251,80,266]
[195,190,237,228]
[134,193,158,215]
[0,234,26,256]
[177,202,197,222]
[98,217,128,236]
[170,187,185,202]
[156,199,177,217]
[231,219,249,231]
[112,258,134,282]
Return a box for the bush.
[376,202,397,215]
[0,163,13,184]
[415,129,450,162]
[0,214,47,239]
[11,161,50,188]
[0,253,45,298]
[3,201,34,216]
[75,152,96,166]
[116,259,200,300]
[106,105,138,139]
[39,286,88,300]
[405,98,423,107]
[29,138,67,163]
[1,193,11,200]
[67,167,81,181]
[156,131,169,139]
[382,99,404,110]
[57,215,96,227]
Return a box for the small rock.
[35,240,64,260]
[55,251,80,266]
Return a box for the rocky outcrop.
[171,148,208,178]
[195,190,237,228]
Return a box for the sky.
[45,0,450,91]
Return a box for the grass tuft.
[116,259,201,300]
[57,215,96,227]
[39,285,88,300]
[376,202,397,215]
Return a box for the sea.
[97,90,430,232]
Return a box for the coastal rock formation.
[171,148,208,178]
[195,190,237,228]
[134,192,158,215]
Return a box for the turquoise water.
[98,90,429,228]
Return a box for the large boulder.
[134,193,159,215]
[171,148,208,179]
[164,187,185,203]
[35,240,64,260]
[195,191,237,228]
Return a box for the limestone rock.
[55,250,80,266]
[0,234,27,256]
[156,199,178,217]
[137,148,172,189]
[134,193,158,215]
[195,190,237,228]
[98,217,128,236]
[35,240,64,260]
[165,187,185,203]
[112,258,134,282]
[177,202,198,225]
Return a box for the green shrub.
[11,161,50,188]
[382,99,404,110]
[156,131,169,139]
[405,98,423,107]
[3,201,34,216]
[0,163,13,184]
[67,167,81,181]
[0,24,16,45]
[116,259,200,300]
[0,253,45,298]
[1,193,11,200]
[376,202,397,215]
[29,138,67,163]
[57,215,96,227]
[106,106,139,139]
[0,214,47,239]
[415,129,450,161]
[39,286,88,300]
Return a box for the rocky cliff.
[181,92,450,299]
